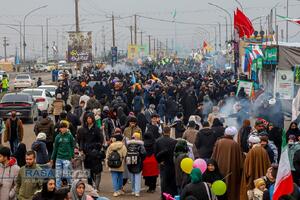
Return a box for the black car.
[0,93,38,122]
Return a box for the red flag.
[237,8,254,37]
[234,8,254,38]
[234,10,246,37]
[203,41,208,49]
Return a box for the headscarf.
[287,122,300,137]
[71,180,88,200]
[174,139,189,158]
[211,118,223,127]
[40,178,56,198]
[202,159,223,184]
[13,143,27,167]
[190,168,202,184]
[143,133,155,156]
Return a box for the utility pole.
[112,14,115,47]
[130,26,133,44]
[46,18,49,63]
[56,30,59,57]
[153,39,156,57]
[139,31,144,45]
[286,0,289,42]
[95,42,97,59]
[225,17,228,42]
[41,25,44,59]
[75,0,80,32]
[214,26,217,51]
[3,37,9,62]
[159,41,162,52]
[134,14,137,45]
[218,22,221,50]
[166,39,168,54]
[148,35,151,55]
[19,22,22,62]
[102,26,106,60]
[111,13,116,67]
[156,38,159,53]
[74,0,80,73]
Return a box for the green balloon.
[211,180,227,196]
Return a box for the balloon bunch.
[180,158,227,196]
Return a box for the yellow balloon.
[180,158,194,174]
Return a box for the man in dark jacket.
[171,113,186,138]
[65,104,81,133]
[132,93,144,114]
[136,110,148,135]
[77,113,104,187]
[154,126,177,198]
[195,121,217,159]
[146,114,161,139]
[86,94,101,110]
[4,111,24,154]
[34,111,54,157]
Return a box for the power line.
[137,15,218,26]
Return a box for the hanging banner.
[67,31,92,63]
[127,45,139,60]
[264,46,278,65]
[236,80,254,97]
[138,45,148,57]
[275,69,294,99]
[295,65,300,84]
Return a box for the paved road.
[1,122,161,199]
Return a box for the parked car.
[21,88,54,113]
[0,93,38,122]
[38,85,57,96]
[0,70,9,80]
[34,64,48,72]
[47,63,57,72]
[13,74,35,90]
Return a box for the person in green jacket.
[16,150,42,200]
[93,108,102,128]
[49,121,75,188]
[2,76,9,92]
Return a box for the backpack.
[126,145,142,173]
[126,150,140,165]
[107,150,122,168]
[133,96,143,112]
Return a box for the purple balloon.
[193,159,207,173]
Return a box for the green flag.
[172,9,177,19]
[281,129,287,149]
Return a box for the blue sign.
[111,47,118,62]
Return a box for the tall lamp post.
[208,2,233,40]
[7,24,23,62]
[235,0,244,11]
[23,5,48,64]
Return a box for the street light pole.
[46,18,49,63]
[286,0,289,42]
[23,5,48,64]
[219,16,228,42]
[235,0,244,11]
[7,24,22,62]
[208,2,233,40]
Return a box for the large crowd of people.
[0,66,299,200]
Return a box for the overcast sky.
[0,0,300,58]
